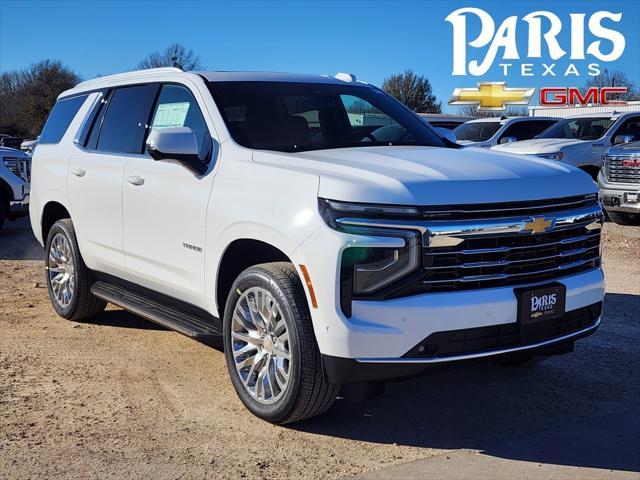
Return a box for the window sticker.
[152,102,190,128]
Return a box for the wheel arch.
[215,238,292,318]
[41,201,72,243]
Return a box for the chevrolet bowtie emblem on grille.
[522,216,554,235]
[449,82,535,112]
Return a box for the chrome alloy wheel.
[47,233,75,308]
[231,287,291,405]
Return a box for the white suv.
[30,68,604,423]
[492,112,640,179]
[453,116,558,148]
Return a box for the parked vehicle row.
[424,111,640,226]
[0,146,31,230]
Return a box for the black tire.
[0,201,6,231]
[223,262,339,424]
[498,355,549,368]
[45,219,106,320]
[607,211,640,226]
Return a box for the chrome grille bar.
[605,154,640,184]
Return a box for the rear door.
[122,82,216,307]
[68,84,154,276]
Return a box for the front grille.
[421,217,601,293]
[342,197,602,300]
[605,154,640,184]
[404,302,601,358]
[2,156,30,182]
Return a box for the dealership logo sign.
[449,82,534,111]
[446,8,626,77]
[449,84,628,111]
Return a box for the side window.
[149,84,212,162]
[500,121,531,142]
[39,95,88,144]
[97,85,151,154]
[531,120,557,138]
[611,116,640,143]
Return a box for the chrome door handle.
[70,168,86,177]
[126,176,145,186]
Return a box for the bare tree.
[382,70,441,113]
[584,69,638,100]
[138,43,203,71]
[0,60,80,137]
[456,105,529,117]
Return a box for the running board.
[91,281,222,341]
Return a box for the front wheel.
[223,262,338,424]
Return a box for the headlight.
[341,227,420,295]
[319,199,422,317]
[537,152,564,161]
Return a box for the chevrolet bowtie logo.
[522,216,554,235]
[449,82,535,112]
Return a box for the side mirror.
[146,127,207,175]
[499,136,517,144]
[435,127,457,143]
[613,134,635,145]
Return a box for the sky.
[1,0,638,113]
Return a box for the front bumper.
[323,308,599,383]
[8,193,30,219]
[598,174,640,214]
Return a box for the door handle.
[126,176,145,186]
[70,168,86,177]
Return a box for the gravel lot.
[0,217,639,479]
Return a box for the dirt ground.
[0,217,639,480]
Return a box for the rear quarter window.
[39,95,88,144]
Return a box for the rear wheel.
[45,219,106,320]
[223,262,338,424]
[607,211,640,226]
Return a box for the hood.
[492,138,588,154]
[253,146,596,206]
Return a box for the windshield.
[453,121,502,142]
[207,81,445,152]
[538,117,614,140]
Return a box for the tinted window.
[539,117,614,140]
[39,95,88,144]
[97,85,151,153]
[149,84,212,162]
[531,120,557,137]
[611,116,640,143]
[453,121,502,142]
[208,81,445,152]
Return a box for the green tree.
[0,60,80,138]
[584,69,638,100]
[382,69,441,113]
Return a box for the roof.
[197,71,368,85]
[465,116,558,123]
[63,68,370,98]
[566,111,630,119]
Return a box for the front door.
[122,82,216,307]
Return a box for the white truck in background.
[492,112,640,180]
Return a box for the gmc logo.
[622,159,640,167]
[540,87,628,107]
